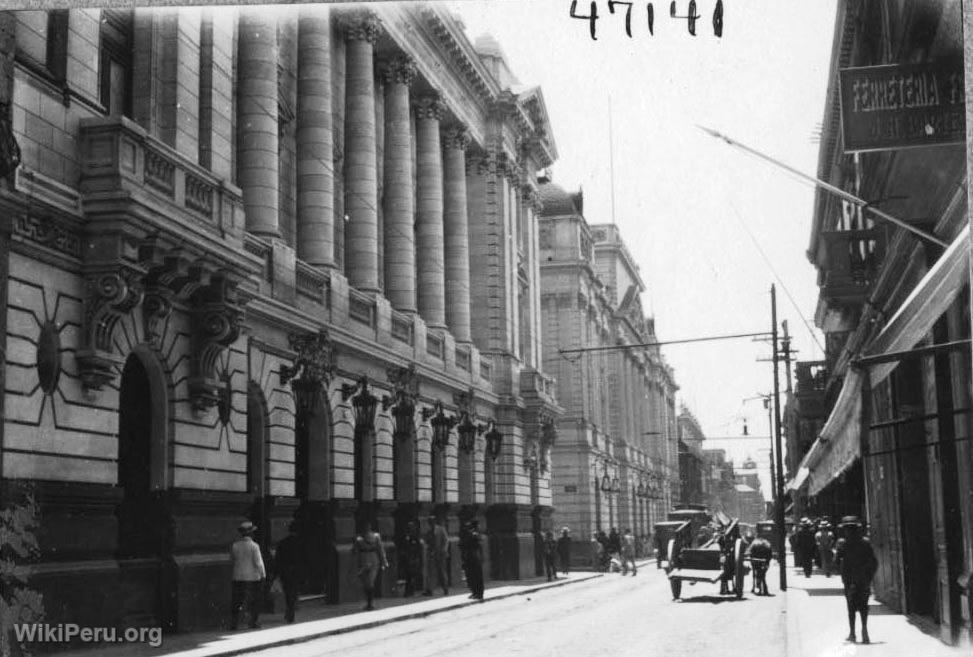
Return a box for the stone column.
[382,57,417,312]
[442,125,472,343]
[296,9,334,268]
[237,11,279,237]
[342,12,381,291]
[415,94,446,329]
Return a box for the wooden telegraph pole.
[771,285,787,591]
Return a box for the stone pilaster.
[443,125,472,343]
[237,11,280,237]
[382,57,417,312]
[342,11,381,291]
[296,9,335,268]
[199,8,235,180]
[415,93,446,329]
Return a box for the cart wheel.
[670,577,682,600]
[734,538,745,599]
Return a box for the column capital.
[382,56,418,87]
[414,93,445,122]
[442,124,470,151]
[340,10,381,43]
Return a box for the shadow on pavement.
[803,588,845,596]
[678,595,750,604]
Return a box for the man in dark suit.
[835,516,878,644]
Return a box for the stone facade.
[537,178,677,567]
[0,4,561,640]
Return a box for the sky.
[450,0,838,490]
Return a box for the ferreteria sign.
[839,61,965,153]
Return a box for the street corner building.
[785,0,973,647]
[0,3,564,639]
[536,179,680,568]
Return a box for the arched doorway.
[116,348,172,629]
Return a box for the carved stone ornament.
[76,266,145,391]
[382,364,419,437]
[280,329,336,417]
[189,275,244,412]
[442,124,470,151]
[382,56,417,87]
[340,10,381,44]
[414,93,445,122]
[538,416,558,474]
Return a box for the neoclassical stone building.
[0,3,561,635]
[537,179,678,562]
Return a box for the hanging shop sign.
[839,60,964,153]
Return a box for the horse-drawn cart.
[664,518,749,600]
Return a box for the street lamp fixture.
[456,412,484,453]
[600,462,612,493]
[485,421,503,460]
[424,400,457,451]
[341,376,378,434]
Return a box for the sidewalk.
[54,562,643,657]
[785,560,966,657]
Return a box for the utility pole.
[771,285,787,591]
[782,320,793,395]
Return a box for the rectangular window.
[98,9,132,117]
[45,10,69,82]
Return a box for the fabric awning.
[866,223,970,385]
[796,224,970,497]
[805,368,862,496]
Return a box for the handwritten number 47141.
[569,0,724,40]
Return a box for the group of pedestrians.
[227,514,487,631]
[589,527,639,575]
[542,527,573,580]
[790,516,838,578]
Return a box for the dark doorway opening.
[293,395,335,598]
[893,359,938,621]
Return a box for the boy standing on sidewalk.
[835,516,878,644]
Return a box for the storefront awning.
[806,368,862,496]
[865,223,970,385]
[797,224,970,497]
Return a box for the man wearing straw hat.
[230,520,266,630]
[835,516,878,644]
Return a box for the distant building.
[677,406,707,505]
[538,177,678,550]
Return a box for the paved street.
[246,567,786,657]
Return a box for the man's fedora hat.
[838,516,862,528]
[238,520,257,534]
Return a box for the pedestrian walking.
[542,530,558,581]
[398,520,425,597]
[273,521,302,623]
[230,520,266,630]
[748,536,772,596]
[353,523,388,611]
[815,521,836,577]
[590,533,605,572]
[795,519,816,578]
[596,530,610,572]
[459,520,485,600]
[620,528,637,576]
[835,516,878,644]
[607,527,621,564]
[556,527,572,575]
[423,516,450,596]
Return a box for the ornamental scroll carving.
[189,275,244,411]
[76,266,145,390]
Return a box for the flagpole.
[698,126,948,249]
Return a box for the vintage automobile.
[665,518,749,600]
[756,519,792,558]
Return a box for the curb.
[170,571,607,657]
